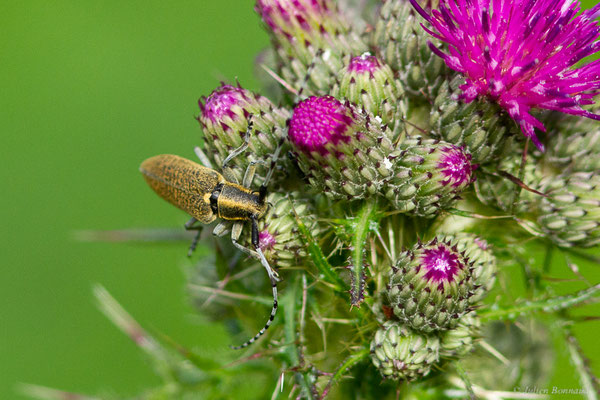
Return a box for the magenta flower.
[288,95,354,155]
[258,230,277,252]
[437,145,475,187]
[198,84,249,125]
[255,0,333,39]
[347,54,382,75]
[411,0,600,150]
[421,243,463,283]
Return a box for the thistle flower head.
[255,0,336,39]
[370,321,441,381]
[244,193,321,267]
[386,236,479,332]
[196,83,289,185]
[288,95,354,155]
[412,0,600,150]
[198,84,250,125]
[437,145,474,187]
[385,138,475,216]
[420,242,463,282]
[348,53,382,74]
[258,230,277,252]
[335,53,403,126]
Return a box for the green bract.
[370,321,441,381]
[538,172,600,248]
[386,236,479,332]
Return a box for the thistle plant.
[28,1,600,399]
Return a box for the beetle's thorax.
[211,181,267,221]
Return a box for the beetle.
[139,130,284,349]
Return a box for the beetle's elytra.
[140,154,267,224]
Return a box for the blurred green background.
[1,1,598,399]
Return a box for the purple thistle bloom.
[198,84,250,125]
[437,145,475,187]
[348,54,382,75]
[421,243,463,283]
[258,230,277,252]
[411,0,600,150]
[288,95,354,155]
[256,0,334,40]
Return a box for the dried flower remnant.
[411,0,600,150]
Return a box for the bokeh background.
[1,1,599,399]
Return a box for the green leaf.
[294,208,346,292]
[454,363,476,400]
[320,347,370,399]
[480,284,600,322]
[18,384,101,400]
[562,326,600,400]
[348,201,378,307]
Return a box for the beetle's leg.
[193,146,213,169]
[261,136,285,190]
[230,221,279,282]
[222,119,253,170]
[230,277,278,350]
[212,221,230,238]
[184,217,203,257]
[242,162,257,188]
[229,219,279,350]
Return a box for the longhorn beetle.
[140,121,284,349]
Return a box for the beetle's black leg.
[229,217,279,350]
[184,217,203,257]
[230,278,278,350]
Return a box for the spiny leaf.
[446,208,513,220]
[294,207,346,292]
[157,332,221,372]
[480,284,600,322]
[74,228,192,243]
[320,347,370,399]
[18,384,100,400]
[349,201,378,307]
[563,326,600,400]
[454,363,476,400]
[188,284,273,306]
[281,276,318,399]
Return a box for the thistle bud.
[197,84,289,184]
[333,53,404,127]
[288,95,398,199]
[255,0,367,95]
[370,321,440,381]
[372,0,448,101]
[545,117,600,174]
[439,311,481,359]
[242,192,320,267]
[429,77,515,164]
[385,137,475,217]
[386,236,478,332]
[537,172,600,248]
[475,150,543,214]
[447,234,496,303]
